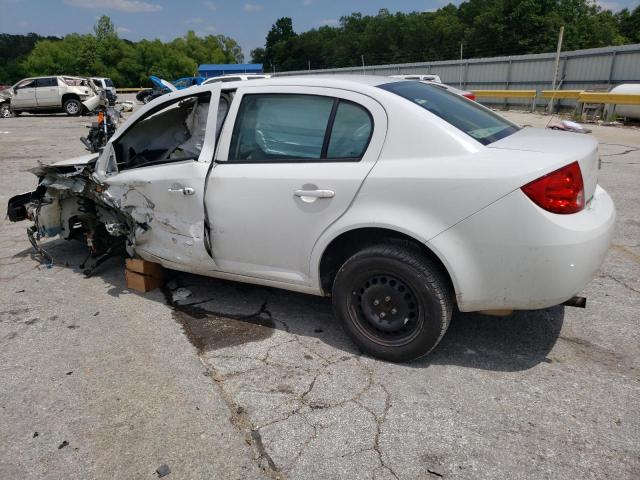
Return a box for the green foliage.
[2,17,243,86]
[0,33,61,84]
[262,1,640,71]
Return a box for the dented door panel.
[102,161,216,270]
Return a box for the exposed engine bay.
[7,159,132,274]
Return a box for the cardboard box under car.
[125,258,164,292]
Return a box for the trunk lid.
[488,127,599,203]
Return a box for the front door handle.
[294,189,335,199]
[168,186,195,195]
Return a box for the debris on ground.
[58,440,69,449]
[172,288,192,302]
[156,464,171,477]
[549,119,592,133]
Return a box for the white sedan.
[8,75,615,361]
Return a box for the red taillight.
[521,161,585,214]
[463,92,476,101]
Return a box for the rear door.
[35,77,60,107]
[12,78,37,108]
[206,85,387,286]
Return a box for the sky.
[1,0,639,59]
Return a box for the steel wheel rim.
[347,272,423,347]
[0,106,10,118]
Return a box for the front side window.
[105,79,115,87]
[113,92,211,171]
[228,94,373,163]
[15,79,36,89]
[379,81,519,145]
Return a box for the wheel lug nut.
[373,299,380,306]
[385,296,391,302]
[391,308,397,314]
[380,312,386,318]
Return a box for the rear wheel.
[64,98,82,116]
[332,244,453,362]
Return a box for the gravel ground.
[0,103,638,480]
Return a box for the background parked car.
[0,75,100,118]
[90,77,118,104]
[135,76,204,104]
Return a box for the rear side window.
[379,81,519,145]
[327,101,372,159]
[105,79,115,87]
[228,94,373,163]
[36,77,58,87]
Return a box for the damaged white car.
[0,75,101,117]
[7,76,615,361]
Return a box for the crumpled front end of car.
[7,158,133,272]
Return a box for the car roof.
[201,74,403,89]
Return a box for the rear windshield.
[379,81,519,145]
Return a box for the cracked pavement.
[1,106,639,479]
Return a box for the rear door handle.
[294,189,335,199]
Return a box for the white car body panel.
[41,75,612,311]
[428,185,615,311]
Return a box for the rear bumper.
[428,185,615,311]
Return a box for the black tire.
[0,103,13,118]
[332,243,453,362]
[64,98,82,116]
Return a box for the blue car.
[136,76,205,103]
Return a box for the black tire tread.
[332,241,453,362]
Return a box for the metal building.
[198,63,264,79]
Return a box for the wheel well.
[319,227,454,296]
[61,93,80,104]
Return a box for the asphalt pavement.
[0,106,638,479]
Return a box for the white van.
[90,77,117,98]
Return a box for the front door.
[35,77,60,107]
[97,87,225,272]
[206,85,387,286]
[12,78,37,108]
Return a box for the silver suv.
[0,76,99,117]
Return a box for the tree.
[17,16,244,86]
[250,47,265,64]
[264,17,297,66]
[253,0,633,71]
[93,15,117,42]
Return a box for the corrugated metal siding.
[278,44,640,107]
